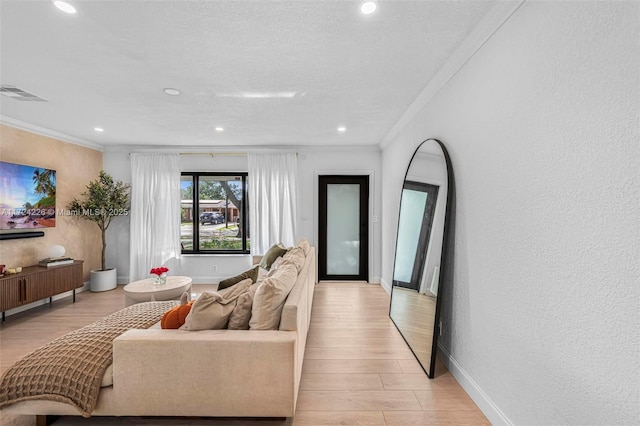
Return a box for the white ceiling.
[0,0,495,149]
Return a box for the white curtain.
[248,153,297,255]
[129,153,181,281]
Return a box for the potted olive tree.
[68,171,130,292]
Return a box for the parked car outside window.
[200,212,224,225]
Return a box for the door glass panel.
[326,183,360,275]
[393,189,428,283]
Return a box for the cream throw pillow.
[228,283,259,330]
[281,246,305,273]
[182,279,252,330]
[267,256,285,277]
[250,264,298,330]
[296,238,311,256]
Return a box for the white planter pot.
[90,268,117,292]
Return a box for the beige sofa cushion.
[268,256,285,275]
[281,246,306,273]
[228,283,258,330]
[182,279,252,331]
[250,264,298,330]
[296,238,311,256]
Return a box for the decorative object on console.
[39,245,74,267]
[150,266,169,285]
[38,257,74,267]
[67,170,130,292]
[46,244,66,258]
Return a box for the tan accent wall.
[0,125,103,280]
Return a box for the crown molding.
[379,0,526,150]
[0,115,104,151]
[103,143,381,154]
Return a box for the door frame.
[392,180,439,291]
[317,174,370,281]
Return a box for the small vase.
[154,273,167,285]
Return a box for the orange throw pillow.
[161,301,194,329]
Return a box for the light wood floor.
[0,282,488,425]
[389,287,437,369]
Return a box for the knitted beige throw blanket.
[0,301,178,417]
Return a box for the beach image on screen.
[0,161,56,230]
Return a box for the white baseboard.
[190,276,222,284]
[380,277,391,295]
[3,281,90,319]
[370,275,381,284]
[438,344,513,426]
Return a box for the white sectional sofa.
[1,247,316,422]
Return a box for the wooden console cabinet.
[0,260,84,321]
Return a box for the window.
[180,173,249,254]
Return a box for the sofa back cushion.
[296,238,311,256]
[250,263,298,330]
[182,279,252,331]
[281,246,305,273]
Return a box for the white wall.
[381,1,639,425]
[104,147,381,284]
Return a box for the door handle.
[19,279,23,301]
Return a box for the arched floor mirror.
[389,138,453,378]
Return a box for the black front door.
[318,175,369,281]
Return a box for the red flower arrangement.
[150,266,169,276]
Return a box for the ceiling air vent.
[0,85,47,102]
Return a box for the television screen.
[0,161,56,230]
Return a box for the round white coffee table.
[123,276,192,307]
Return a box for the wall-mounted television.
[0,161,56,231]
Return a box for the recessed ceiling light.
[163,88,181,96]
[94,127,104,132]
[215,127,224,132]
[53,1,76,14]
[337,126,347,132]
[360,0,377,15]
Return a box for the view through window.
[180,173,249,253]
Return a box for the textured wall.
[381,2,639,424]
[0,125,103,280]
